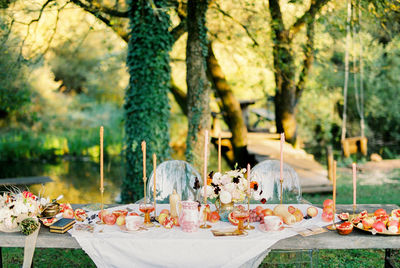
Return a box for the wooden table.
[1,204,399,267]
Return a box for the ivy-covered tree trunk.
[122,0,173,202]
[185,0,210,170]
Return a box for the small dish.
[259,223,284,233]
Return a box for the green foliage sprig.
[122,0,173,202]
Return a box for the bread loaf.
[273,205,297,225]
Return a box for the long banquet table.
[1,204,399,267]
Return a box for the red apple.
[288,206,296,214]
[372,221,386,233]
[63,209,74,219]
[160,209,170,215]
[293,209,304,222]
[362,217,374,229]
[374,209,387,218]
[322,211,334,222]
[103,213,117,225]
[98,210,109,221]
[307,207,318,218]
[116,215,126,226]
[255,206,264,216]
[378,215,389,225]
[261,208,274,217]
[209,211,220,223]
[323,199,334,208]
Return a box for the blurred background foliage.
[0,0,399,163]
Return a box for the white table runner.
[70,204,337,268]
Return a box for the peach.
[209,211,220,223]
[116,215,126,226]
[288,206,296,214]
[307,206,318,218]
[160,209,170,215]
[261,208,274,217]
[362,217,374,229]
[255,206,264,216]
[158,213,168,225]
[293,209,304,222]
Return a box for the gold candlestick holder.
[244,195,254,230]
[199,204,211,229]
[96,187,105,225]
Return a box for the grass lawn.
[3,169,400,267]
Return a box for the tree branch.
[289,0,330,39]
[213,2,259,46]
[70,0,129,18]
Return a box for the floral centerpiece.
[201,168,261,221]
[0,190,40,234]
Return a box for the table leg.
[385,249,394,268]
[0,247,3,268]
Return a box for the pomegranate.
[208,211,220,223]
[359,210,368,219]
[74,209,87,222]
[351,216,361,224]
[228,212,239,226]
[391,209,400,218]
[374,208,387,218]
[63,209,74,219]
[338,212,349,221]
[372,221,386,233]
[337,221,353,235]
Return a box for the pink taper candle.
[100,126,104,191]
[142,141,146,178]
[280,133,285,182]
[352,162,357,210]
[247,163,251,194]
[333,160,337,213]
[203,130,209,204]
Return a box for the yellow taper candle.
[352,162,357,211]
[218,133,222,173]
[333,160,337,213]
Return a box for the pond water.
[0,158,124,204]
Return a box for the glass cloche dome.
[146,160,200,203]
[250,160,303,204]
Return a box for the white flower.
[219,190,232,204]
[223,183,235,193]
[13,201,28,215]
[212,172,222,185]
[0,208,11,220]
[241,168,247,173]
[220,174,231,185]
[4,218,17,230]
[201,186,215,198]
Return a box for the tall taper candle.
[352,162,357,211]
[218,133,222,173]
[100,126,104,191]
[153,153,157,215]
[142,141,146,178]
[280,133,284,182]
[280,133,284,204]
[333,160,337,213]
[203,130,208,204]
[247,163,251,194]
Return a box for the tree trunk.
[122,0,172,202]
[206,42,255,167]
[185,0,210,170]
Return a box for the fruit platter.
[347,208,400,235]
